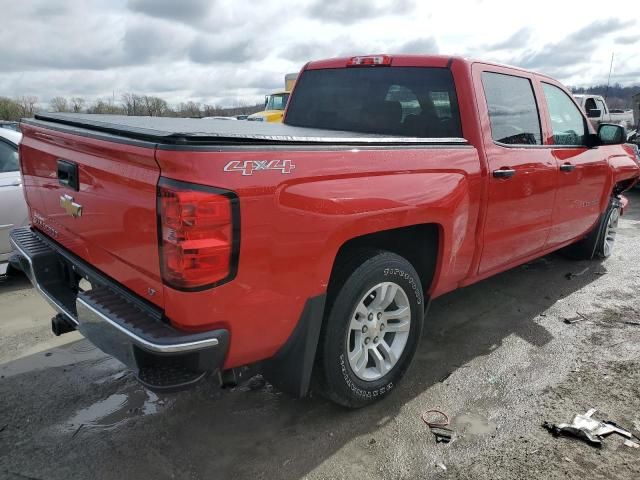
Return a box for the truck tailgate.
[19,122,164,307]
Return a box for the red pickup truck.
[11,55,639,407]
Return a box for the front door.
[474,67,557,275]
[540,82,610,247]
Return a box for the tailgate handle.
[57,159,79,191]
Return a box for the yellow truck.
[247,73,297,122]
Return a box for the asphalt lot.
[1,192,640,480]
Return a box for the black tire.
[315,250,424,408]
[563,197,621,260]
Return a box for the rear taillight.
[158,178,239,291]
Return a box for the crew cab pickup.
[12,55,639,407]
[573,94,635,131]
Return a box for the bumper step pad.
[138,365,208,392]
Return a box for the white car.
[0,128,27,275]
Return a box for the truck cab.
[247,73,297,123]
[246,91,290,122]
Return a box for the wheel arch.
[327,223,442,302]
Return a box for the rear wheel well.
[328,224,440,300]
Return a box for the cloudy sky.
[1,0,638,107]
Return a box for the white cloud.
[0,0,638,108]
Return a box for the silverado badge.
[60,194,83,218]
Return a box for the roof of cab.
[305,54,459,70]
[303,54,555,82]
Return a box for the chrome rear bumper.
[10,226,229,391]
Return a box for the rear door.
[0,138,27,256]
[539,82,610,247]
[473,65,557,275]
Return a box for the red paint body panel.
[18,56,640,370]
[156,147,482,366]
[19,124,165,307]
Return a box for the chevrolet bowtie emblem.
[60,194,83,218]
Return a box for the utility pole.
[604,52,614,101]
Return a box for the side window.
[584,97,597,112]
[0,140,19,173]
[596,98,607,115]
[482,72,542,145]
[542,83,586,146]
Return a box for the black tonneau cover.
[27,113,467,146]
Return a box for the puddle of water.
[453,413,497,436]
[61,389,163,432]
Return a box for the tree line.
[0,94,263,121]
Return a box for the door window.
[584,97,597,112]
[0,140,19,173]
[596,98,607,115]
[482,72,542,145]
[542,83,587,146]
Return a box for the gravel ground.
[1,192,640,480]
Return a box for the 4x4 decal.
[224,160,296,176]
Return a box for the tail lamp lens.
[158,179,238,290]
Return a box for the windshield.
[285,67,462,137]
[266,93,290,111]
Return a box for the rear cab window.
[481,72,542,145]
[285,67,463,138]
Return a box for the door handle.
[493,168,516,179]
[57,159,79,191]
[11,179,21,186]
[560,163,576,172]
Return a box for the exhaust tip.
[51,313,75,336]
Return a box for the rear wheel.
[316,250,424,408]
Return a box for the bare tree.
[87,99,125,114]
[176,101,202,118]
[202,104,224,117]
[16,96,39,118]
[121,93,145,116]
[142,96,169,116]
[70,97,86,113]
[50,96,69,112]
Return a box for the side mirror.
[587,108,602,118]
[598,123,625,145]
